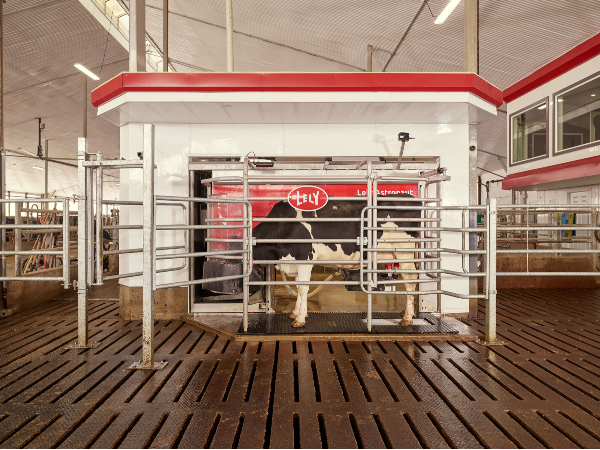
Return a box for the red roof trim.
[91,72,503,108]
[503,33,600,103]
[502,154,600,190]
[92,74,125,108]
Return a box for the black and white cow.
[252,193,421,327]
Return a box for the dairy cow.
[252,193,421,327]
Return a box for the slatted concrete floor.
[0,290,600,448]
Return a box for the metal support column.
[366,44,372,72]
[372,171,378,294]
[436,179,442,312]
[366,158,373,331]
[44,140,49,198]
[82,75,87,139]
[63,198,70,288]
[129,0,146,72]
[76,138,91,347]
[464,0,478,73]
[162,0,168,72]
[86,158,94,285]
[0,0,4,310]
[265,264,274,313]
[0,151,5,307]
[131,124,166,370]
[485,198,497,344]
[242,158,249,331]
[15,202,21,276]
[468,127,479,317]
[96,154,103,285]
[226,0,234,72]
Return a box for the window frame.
[553,70,600,156]
[509,97,550,167]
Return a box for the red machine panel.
[213,183,418,226]
[206,183,418,257]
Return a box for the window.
[556,74,600,152]
[511,100,548,164]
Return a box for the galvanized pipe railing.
[359,202,489,332]
[495,204,600,277]
[0,197,72,283]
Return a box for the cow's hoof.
[292,319,306,328]
[399,319,413,326]
[289,313,298,320]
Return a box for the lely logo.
[288,186,328,211]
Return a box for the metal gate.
[74,123,600,370]
[182,157,492,339]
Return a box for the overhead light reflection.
[434,0,461,24]
[74,63,100,81]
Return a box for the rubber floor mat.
[237,312,458,335]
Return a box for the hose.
[281,269,343,298]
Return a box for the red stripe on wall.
[91,72,503,108]
[502,154,600,190]
[503,33,600,103]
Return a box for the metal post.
[141,124,157,369]
[0,151,5,305]
[437,190,442,312]
[366,44,372,72]
[366,158,372,331]
[468,129,478,317]
[96,154,103,285]
[15,202,21,276]
[226,0,234,72]
[82,75,87,139]
[266,264,274,313]
[63,198,70,288]
[77,138,89,347]
[486,197,497,344]
[242,158,249,331]
[372,173,378,292]
[464,0,478,73]
[162,0,168,72]
[130,0,146,72]
[44,140,49,198]
[86,161,94,285]
[0,0,4,309]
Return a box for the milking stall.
[3,0,600,448]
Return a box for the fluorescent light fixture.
[74,63,100,81]
[537,104,547,110]
[434,0,461,24]
[592,94,597,97]
[32,166,45,171]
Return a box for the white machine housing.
[92,72,503,314]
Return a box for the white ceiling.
[5,0,127,200]
[6,0,600,199]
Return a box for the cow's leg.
[292,264,313,327]
[289,281,302,320]
[396,259,418,326]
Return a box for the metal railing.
[102,200,189,283]
[496,204,600,277]
[152,195,253,292]
[494,208,596,248]
[189,159,495,339]
[0,197,72,286]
